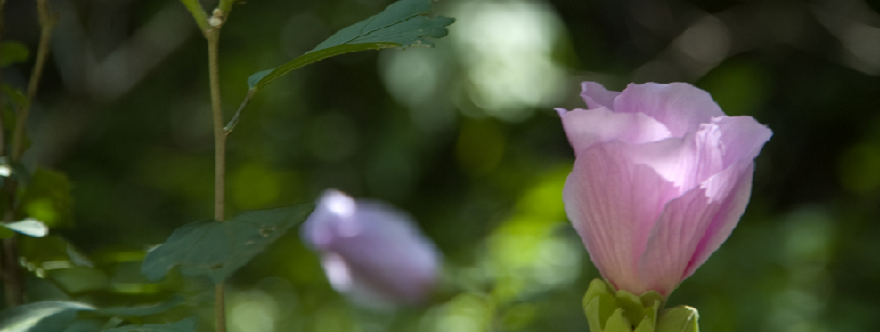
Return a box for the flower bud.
[301,190,440,306]
[558,82,772,296]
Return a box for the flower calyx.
[582,278,699,332]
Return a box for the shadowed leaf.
[19,168,74,228]
[0,301,94,332]
[247,0,454,90]
[95,297,185,317]
[0,41,29,67]
[102,317,198,332]
[140,204,314,283]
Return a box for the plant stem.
[2,0,55,308]
[207,30,224,224]
[218,0,235,18]
[0,0,7,154]
[12,0,55,161]
[206,13,227,332]
[215,282,227,332]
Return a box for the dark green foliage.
[140,204,314,283]
[0,301,94,331]
[1,84,30,110]
[0,298,187,331]
[247,0,454,90]
[102,317,198,332]
[0,41,29,67]
[19,168,74,228]
[95,297,185,317]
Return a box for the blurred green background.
[2,0,880,331]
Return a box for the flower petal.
[580,82,621,109]
[682,162,755,279]
[557,107,672,157]
[712,116,773,167]
[563,142,678,295]
[637,161,751,296]
[623,116,771,194]
[613,83,725,137]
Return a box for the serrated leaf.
[0,41,30,67]
[140,204,314,283]
[102,317,198,332]
[95,297,184,317]
[0,301,95,332]
[2,219,48,237]
[247,0,453,90]
[19,168,74,228]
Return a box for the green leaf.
[247,0,453,91]
[102,317,198,332]
[95,297,185,317]
[140,204,314,283]
[61,319,103,332]
[2,219,49,237]
[48,267,110,294]
[19,168,74,228]
[656,306,699,332]
[1,84,30,110]
[0,41,30,67]
[0,301,95,332]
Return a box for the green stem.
[206,13,227,332]
[2,0,55,308]
[215,282,226,332]
[207,29,224,224]
[12,0,55,161]
[217,0,235,18]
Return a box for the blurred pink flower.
[557,82,772,296]
[301,189,440,305]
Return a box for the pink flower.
[557,82,772,296]
[301,190,440,305]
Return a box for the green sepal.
[583,279,617,332]
[656,306,699,332]
[582,279,673,332]
[604,308,633,332]
[634,302,658,332]
[615,290,645,326]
